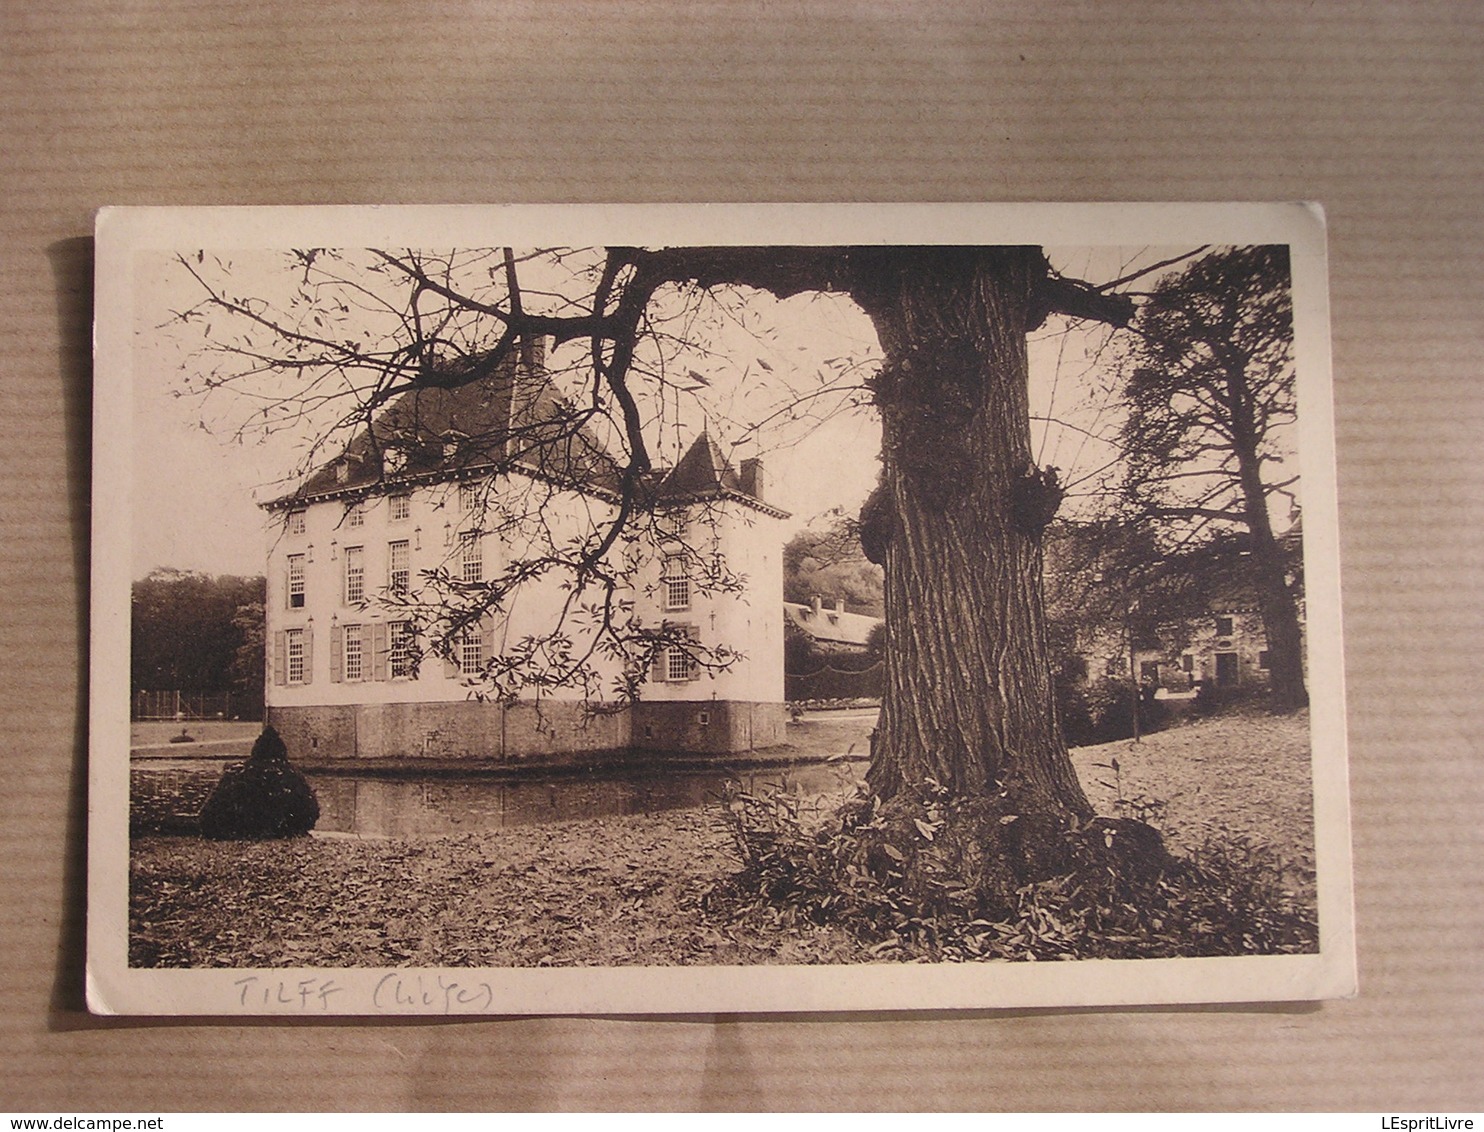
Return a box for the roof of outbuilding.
[783,600,882,647]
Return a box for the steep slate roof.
[657,432,742,496]
[266,351,623,507]
[649,431,789,518]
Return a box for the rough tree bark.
[849,247,1092,818]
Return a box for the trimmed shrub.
[198,726,319,840]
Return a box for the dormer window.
[335,461,351,485]
[385,448,408,475]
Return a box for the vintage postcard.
[89,203,1355,1015]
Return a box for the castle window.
[659,510,687,541]
[1215,616,1234,636]
[390,621,415,679]
[459,482,481,513]
[343,624,364,682]
[345,502,365,528]
[344,545,365,604]
[663,555,691,611]
[389,493,411,522]
[388,540,410,595]
[287,554,306,609]
[459,627,483,676]
[460,531,483,583]
[1181,653,1194,673]
[286,628,306,684]
[667,643,694,682]
[287,509,306,537]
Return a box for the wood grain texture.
[3,0,1480,1111]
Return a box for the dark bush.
[198,726,319,840]
[1053,666,1097,746]
[1084,677,1172,742]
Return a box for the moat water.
[131,757,867,838]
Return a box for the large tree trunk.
[850,248,1092,821]
[1238,461,1308,710]
[1229,378,1308,711]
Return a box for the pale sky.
[129,244,1274,580]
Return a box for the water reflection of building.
[261,343,787,766]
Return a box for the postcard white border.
[90,202,1355,1016]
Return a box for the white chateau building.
[261,346,788,765]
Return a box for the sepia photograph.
[89,203,1354,1015]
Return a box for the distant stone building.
[783,596,881,658]
[260,346,788,764]
[1049,520,1305,695]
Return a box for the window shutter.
[372,622,388,681]
[329,624,344,683]
[443,635,460,679]
[273,631,287,686]
[480,621,495,668]
[650,642,667,684]
[302,627,314,686]
[685,624,700,680]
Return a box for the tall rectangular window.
[459,482,482,513]
[287,510,306,536]
[345,545,365,604]
[287,554,305,609]
[460,532,483,583]
[390,621,415,678]
[389,493,411,522]
[345,501,365,528]
[343,624,364,682]
[1215,616,1234,637]
[460,628,483,675]
[286,628,306,684]
[388,540,410,595]
[663,555,690,611]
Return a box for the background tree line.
[132,569,266,719]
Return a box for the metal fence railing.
[132,689,257,721]
[786,661,884,703]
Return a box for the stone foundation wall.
[268,700,629,764]
[630,700,787,755]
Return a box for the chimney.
[739,456,765,500]
[519,333,547,375]
[834,597,845,614]
[811,594,823,615]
